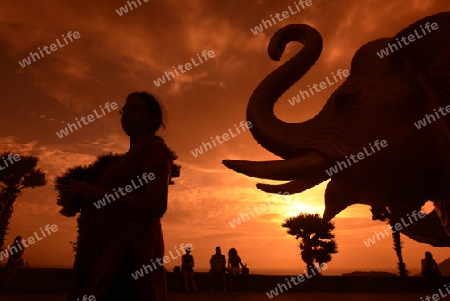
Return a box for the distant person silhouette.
[209,246,227,292]
[2,236,25,289]
[181,247,197,293]
[227,248,245,291]
[64,92,172,301]
[421,251,442,291]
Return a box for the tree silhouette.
[371,206,409,276]
[0,152,46,249]
[55,147,180,253]
[282,213,337,275]
[169,150,181,184]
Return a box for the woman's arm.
[66,167,169,219]
[433,260,439,270]
[113,167,168,218]
[191,256,195,268]
[238,256,245,268]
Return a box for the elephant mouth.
[223,148,364,222]
[222,149,332,194]
[224,150,450,246]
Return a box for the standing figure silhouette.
[227,248,245,291]
[181,247,198,293]
[3,236,25,289]
[65,92,172,301]
[421,251,442,292]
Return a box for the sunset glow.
[1,0,449,277]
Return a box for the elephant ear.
[390,12,450,101]
[389,12,450,236]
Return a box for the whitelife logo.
[287,69,349,106]
[0,224,58,261]
[228,192,289,228]
[93,172,156,209]
[362,210,425,247]
[76,295,96,301]
[115,0,149,16]
[18,31,81,68]
[153,50,215,87]
[131,243,193,280]
[420,282,450,301]
[250,0,313,35]
[376,21,439,59]
[325,140,388,177]
[0,154,21,171]
[190,120,252,158]
[414,104,450,130]
[266,263,328,298]
[55,102,118,139]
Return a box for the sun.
[282,200,323,218]
[281,196,324,218]
[248,180,327,221]
[264,192,324,220]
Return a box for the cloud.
[1,0,448,270]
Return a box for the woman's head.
[229,248,237,257]
[425,251,433,259]
[120,92,165,137]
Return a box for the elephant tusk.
[222,151,331,181]
[256,177,327,195]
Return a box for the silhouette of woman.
[65,92,172,301]
[421,251,442,291]
[228,248,245,291]
[181,247,197,293]
[3,236,25,288]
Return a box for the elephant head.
[223,12,450,246]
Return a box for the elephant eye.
[334,92,357,111]
[334,93,349,108]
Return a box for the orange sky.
[1,0,449,274]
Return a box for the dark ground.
[0,292,435,301]
[0,268,443,300]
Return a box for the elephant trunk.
[247,24,323,159]
[400,210,450,247]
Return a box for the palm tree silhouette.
[371,205,409,276]
[282,213,337,275]
[55,148,180,253]
[0,152,46,249]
